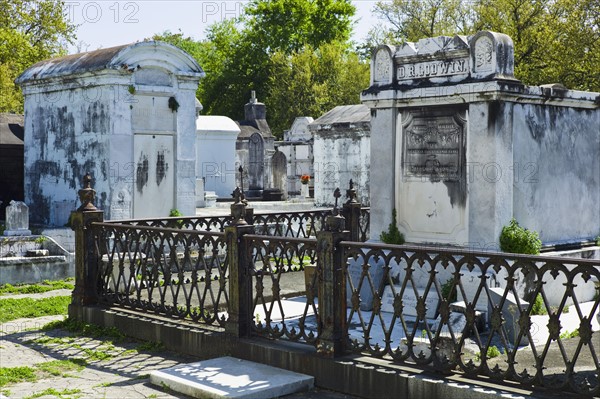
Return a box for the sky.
[65,0,386,54]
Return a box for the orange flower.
[300,175,310,184]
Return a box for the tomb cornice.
[362,82,600,110]
[19,70,131,94]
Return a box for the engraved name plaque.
[402,111,466,181]
[397,58,468,81]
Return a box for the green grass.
[475,345,502,361]
[0,279,74,295]
[71,344,114,361]
[0,296,71,322]
[24,388,82,399]
[560,329,580,340]
[0,366,37,386]
[0,360,88,387]
[42,318,125,342]
[135,341,165,352]
[35,359,87,376]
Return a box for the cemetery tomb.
[16,42,204,224]
[362,31,599,248]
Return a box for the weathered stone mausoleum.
[309,104,371,207]
[16,42,204,225]
[235,92,275,199]
[362,31,599,248]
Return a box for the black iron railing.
[244,234,319,343]
[110,207,369,241]
[71,177,600,395]
[93,222,229,327]
[341,241,600,395]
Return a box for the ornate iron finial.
[77,172,97,211]
[230,185,248,225]
[232,187,242,204]
[346,179,358,204]
[231,187,247,205]
[326,187,345,232]
[333,188,341,214]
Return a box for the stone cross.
[4,200,32,236]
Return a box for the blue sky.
[65,0,385,54]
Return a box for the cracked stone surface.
[0,292,356,399]
[1,314,195,399]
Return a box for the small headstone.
[4,201,31,236]
[381,285,439,320]
[204,191,218,208]
[449,301,486,332]
[488,287,529,346]
[346,256,386,311]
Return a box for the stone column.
[367,107,397,242]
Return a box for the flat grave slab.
[150,356,314,399]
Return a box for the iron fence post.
[317,189,350,357]
[70,174,104,309]
[226,186,255,337]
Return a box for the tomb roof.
[16,41,204,84]
[308,104,370,131]
[196,116,240,134]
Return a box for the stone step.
[150,356,314,399]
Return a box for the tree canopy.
[154,0,368,138]
[0,0,76,113]
[369,0,600,91]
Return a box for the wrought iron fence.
[251,210,330,238]
[71,177,600,395]
[93,222,229,327]
[110,207,370,241]
[341,241,600,395]
[113,215,233,232]
[82,207,597,395]
[244,234,319,343]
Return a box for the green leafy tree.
[245,0,355,53]
[267,42,369,134]
[367,0,600,91]
[372,0,473,42]
[154,0,360,137]
[0,0,76,112]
